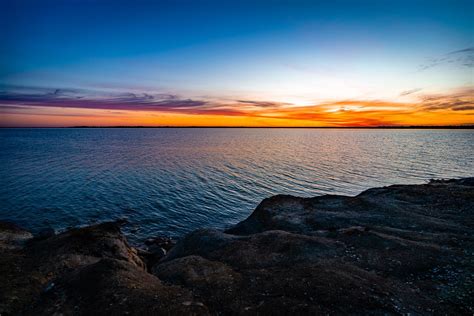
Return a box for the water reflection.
[0,128,473,241]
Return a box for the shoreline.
[1,178,473,314]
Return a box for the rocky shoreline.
[1,178,473,315]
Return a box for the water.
[1,128,473,242]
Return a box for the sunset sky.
[1,0,473,127]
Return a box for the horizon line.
[1,125,474,129]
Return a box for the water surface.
[1,128,472,241]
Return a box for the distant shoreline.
[2,125,474,129]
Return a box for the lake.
[1,128,473,242]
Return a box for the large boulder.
[29,258,209,315]
[0,221,148,315]
[152,178,473,314]
[226,178,474,236]
[26,221,146,277]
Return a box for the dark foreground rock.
[1,178,473,315]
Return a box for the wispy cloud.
[0,86,208,112]
[417,87,474,111]
[1,84,473,126]
[236,100,290,108]
[418,47,474,71]
[399,88,422,96]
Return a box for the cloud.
[236,100,289,108]
[448,47,474,55]
[452,105,474,111]
[0,85,295,117]
[418,47,474,71]
[417,87,474,111]
[0,86,208,112]
[1,84,473,127]
[399,88,422,96]
[0,105,31,110]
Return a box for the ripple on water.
[0,128,473,242]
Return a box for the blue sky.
[0,0,472,126]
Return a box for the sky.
[0,0,473,127]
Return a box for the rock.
[0,222,37,315]
[0,221,33,249]
[27,221,146,275]
[33,227,55,240]
[162,228,342,269]
[148,245,167,256]
[144,236,176,251]
[1,178,473,315]
[159,178,473,314]
[139,246,167,271]
[153,255,240,287]
[0,221,146,315]
[153,255,242,313]
[227,179,474,236]
[29,258,209,315]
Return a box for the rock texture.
[0,221,33,249]
[1,178,473,315]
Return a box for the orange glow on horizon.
[1,101,473,127]
[1,87,473,127]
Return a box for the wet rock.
[139,246,167,270]
[148,245,167,256]
[144,236,176,251]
